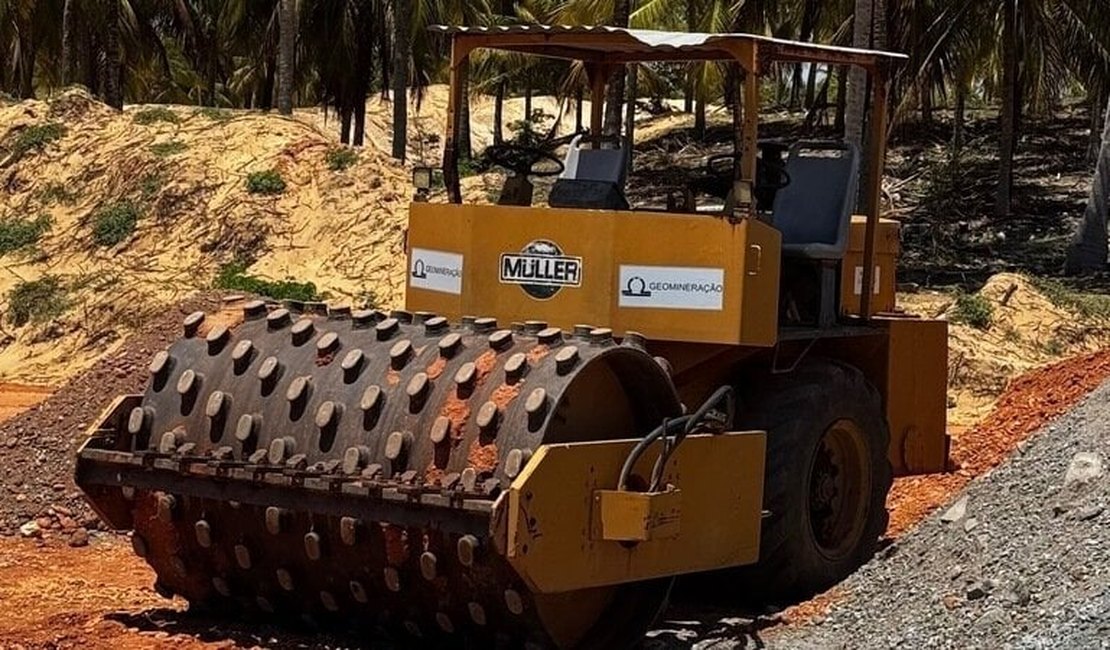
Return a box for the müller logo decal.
[499,239,582,300]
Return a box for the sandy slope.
[0,90,411,384]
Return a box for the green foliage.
[0,214,51,254]
[91,201,139,247]
[215,260,318,301]
[358,289,380,310]
[457,156,481,178]
[1042,337,1065,356]
[150,140,187,157]
[951,292,993,330]
[1031,277,1110,321]
[132,107,181,125]
[37,182,78,205]
[10,122,66,159]
[140,172,165,198]
[507,109,554,147]
[195,107,233,121]
[246,169,286,195]
[326,147,358,171]
[7,276,68,326]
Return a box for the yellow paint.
[879,316,950,473]
[406,203,781,346]
[495,431,766,594]
[595,488,682,542]
[841,216,900,316]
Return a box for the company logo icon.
[411,258,427,279]
[499,239,582,300]
[621,276,651,298]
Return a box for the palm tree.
[1065,91,1110,273]
[277,0,295,114]
[391,0,410,160]
[105,0,122,108]
[994,0,1017,216]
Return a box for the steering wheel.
[484,143,565,178]
[705,152,792,191]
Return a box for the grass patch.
[951,292,993,330]
[91,201,139,247]
[37,182,78,205]
[326,147,358,171]
[7,276,68,326]
[215,260,318,302]
[0,214,51,254]
[1030,276,1110,321]
[195,107,233,122]
[9,122,66,160]
[150,140,187,157]
[132,107,180,125]
[246,169,286,195]
[140,172,165,198]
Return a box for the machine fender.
[495,431,766,594]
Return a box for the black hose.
[617,385,736,492]
[617,416,691,491]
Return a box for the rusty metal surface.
[76,301,682,648]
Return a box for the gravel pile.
[767,380,1110,649]
[647,379,1110,649]
[0,295,218,541]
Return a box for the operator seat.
[548,135,630,210]
[770,141,860,327]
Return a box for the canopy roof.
[431,25,906,71]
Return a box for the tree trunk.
[604,0,631,137]
[1089,84,1105,164]
[694,90,707,139]
[953,82,967,150]
[353,100,367,147]
[995,0,1017,217]
[277,0,296,115]
[805,63,819,110]
[260,59,276,111]
[459,75,473,160]
[103,0,121,108]
[1064,91,1110,274]
[575,86,584,132]
[920,78,933,124]
[494,79,505,145]
[792,0,818,110]
[844,0,875,148]
[390,0,410,161]
[624,64,638,171]
[524,82,532,125]
[835,65,847,133]
[62,0,76,86]
[340,108,353,145]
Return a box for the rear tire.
[734,359,892,603]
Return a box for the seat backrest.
[560,136,628,186]
[771,141,860,258]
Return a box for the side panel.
[881,316,949,473]
[841,216,899,316]
[500,431,766,594]
[406,203,780,346]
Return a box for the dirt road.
[0,383,52,422]
[0,536,193,649]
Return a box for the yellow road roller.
[76,26,948,649]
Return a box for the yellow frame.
[437,26,901,320]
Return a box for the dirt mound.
[0,89,410,385]
[0,294,219,538]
